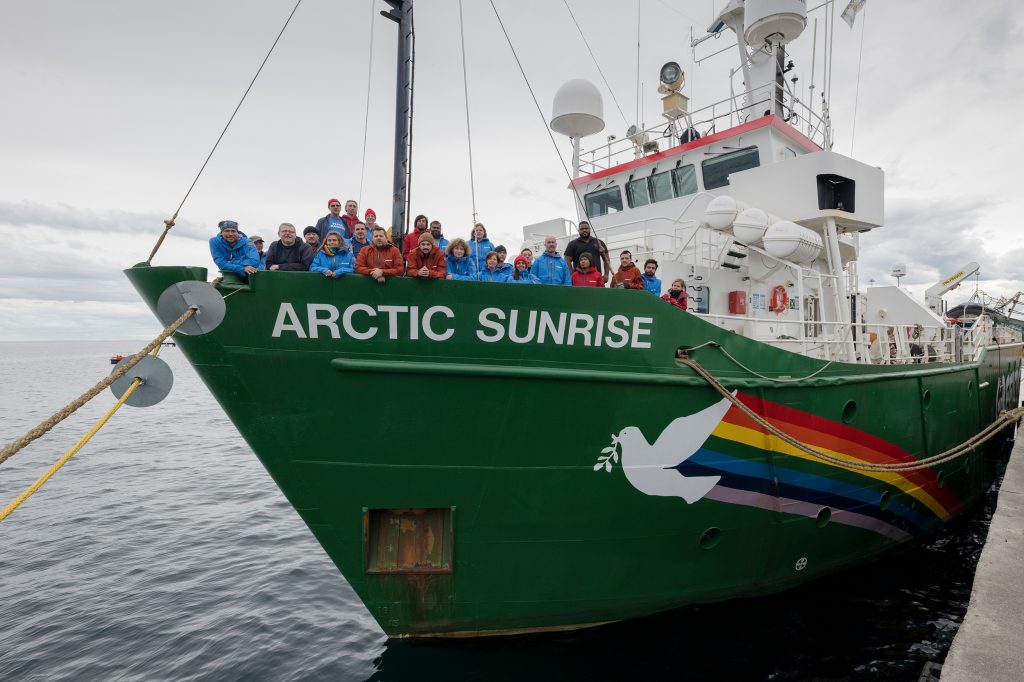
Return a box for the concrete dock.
[941,437,1024,681]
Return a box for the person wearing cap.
[611,250,644,290]
[209,219,260,278]
[251,234,268,270]
[405,231,447,279]
[510,255,539,284]
[266,222,313,272]
[355,226,405,283]
[570,252,604,287]
[564,221,612,284]
[445,238,478,281]
[310,231,354,279]
[477,251,510,283]
[492,245,513,278]
[429,220,448,252]
[530,236,572,286]
[350,222,371,260]
[303,226,321,250]
[341,199,360,235]
[402,214,430,259]
[314,198,346,241]
[641,259,662,295]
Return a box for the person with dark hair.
[209,219,260,279]
[510,255,539,284]
[662,278,688,310]
[564,221,612,282]
[314,198,346,241]
[477,251,510,283]
[445,238,478,281]
[355,226,405,283]
[520,247,534,267]
[531,236,572,286]
[611,251,644,289]
[429,220,448,252]
[468,223,495,273]
[402,214,430,259]
[571,253,604,287]
[310,232,354,279]
[641,259,662,295]
[350,222,371,260]
[266,222,313,272]
[492,245,514,278]
[303,226,321,250]
[405,232,447,279]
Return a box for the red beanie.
[365,208,376,219]
[328,198,340,207]
[514,256,529,267]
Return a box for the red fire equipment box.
[729,290,747,314]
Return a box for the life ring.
[770,285,789,314]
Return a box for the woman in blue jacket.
[467,223,495,273]
[310,232,354,278]
[510,256,539,283]
[445,238,478,281]
[477,251,510,282]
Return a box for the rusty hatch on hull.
[364,508,454,574]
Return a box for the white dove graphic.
[600,395,734,504]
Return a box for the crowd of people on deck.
[208,198,688,309]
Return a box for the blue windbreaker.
[478,267,511,283]
[468,238,495,272]
[310,243,355,278]
[530,251,572,286]
[209,232,260,276]
[641,273,662,295]
[434,235,449,252]
[510,271,540,284]
[446,254,478,281]
[257,251,268,270]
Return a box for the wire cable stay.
[458,0,479,225]
[145,0,305,265]
[358,0,378,206]
[849,2,867,155]
[560,0,628,127]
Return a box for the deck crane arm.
[925,261,980,315]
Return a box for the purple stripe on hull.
[704,486,913,542]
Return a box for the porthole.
[879,491,891,511]
[815,507,832,528]
[842,400,857,424]
[699,527,722,550]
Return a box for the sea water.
[0,341,1005,681]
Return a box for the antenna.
[891,263,906,287]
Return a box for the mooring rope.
[677,350,1024,473]
[0,308,196,466]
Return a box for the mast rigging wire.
[358,0,377,206]
[849,3,867,155]
[560,0,628,127]
[147,0,304,264]
[404,8,417,234]
[458,0,479,225]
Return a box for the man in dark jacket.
[314,198,346,241]
[564,221,613,282]
[266,223,313,271]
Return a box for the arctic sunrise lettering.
[271,303,653,349]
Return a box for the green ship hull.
[126,264,1020,637]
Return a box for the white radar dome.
[763,220,823,264]
[704,195,746,232]
[550,79,605,138]
[733,207,771,245]
[744,0,807,46]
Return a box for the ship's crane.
[925,261,980,315]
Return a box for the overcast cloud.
[2,0,1023,340]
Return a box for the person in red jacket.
[405,232,447,279]
[611,250,644,289]
[571,252,604,287]
[661,278,688,310]
[356,226,405,283]
[402,214,429,259]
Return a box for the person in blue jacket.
[477,251,510,282]
[251,235,268,270]
[209,220,259,279]
[445,238,478,281]
[310,232,354,279]
[510,256,539,283]
[468,223,495,273]
[530,235,572,286]
[641,259,662,295]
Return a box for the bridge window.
[650,171,673,203]
[671,164,698,197]
[584,186,623,216]
[626,177,651,208]
[702,147,760,189]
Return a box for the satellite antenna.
[550,79,605,179]
[891,263,906,287]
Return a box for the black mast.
[382,0,413,245]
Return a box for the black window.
[650,171,673,203]
[626,177,651,208]
[701,147,760,189]
[671,164,698,196]
[584,186,623,216]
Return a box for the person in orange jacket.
[571,252,604,287]
[356,226,405,283]
[611,250,644,289]
[405,231,447,279]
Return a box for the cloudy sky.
[2,0,1022,340]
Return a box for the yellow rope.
[678,353,1024,473]
[0,376,144,522]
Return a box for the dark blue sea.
[0,341,1006,681]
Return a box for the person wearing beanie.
[402,214,430,259]
[405,231,447,279]
[571,252,604,287]
[510,255,539,284]
[303,225,321,250]
[209,219,259,279]
[310,231,354,279]
[314,198,346,242]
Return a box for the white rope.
[357,0,377,206]
[458,0,478,225]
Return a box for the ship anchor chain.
[676,349,1024,474]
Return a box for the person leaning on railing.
[266,223,313,272]
[209,219,260,279]
[405,232,447,280]
[355,226,405,283]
